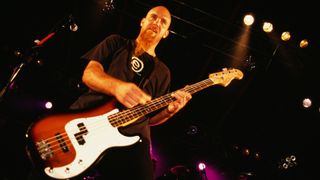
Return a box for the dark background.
[0,0,319,179]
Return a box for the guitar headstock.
[209,68,244,87]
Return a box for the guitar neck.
[108,78,214,127]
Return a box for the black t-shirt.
[70,34,171,142]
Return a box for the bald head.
[140,6,171,39]
[146,6,172,29]
[136,6,172,55]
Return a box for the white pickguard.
[44,108,140,179]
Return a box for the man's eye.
[150,15,157,20]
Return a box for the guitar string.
[34,69,239,158]
[111,79,214,127]
[35,79,215,157]
[109,73,228,125]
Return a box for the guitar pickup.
[55,133,69,152]
[75,122,88,145]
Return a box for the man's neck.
[135,37,157,57]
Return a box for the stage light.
[242,148,250,156]
[302,98,312,108]
[45,101,53,109]
[254,152,261,160]
[102,0,115,12]
[186,125,198,135]
[198,162,206,171]
[262,22,273,33]
[243,14,255,26]
[299,39,309,48]
[278,154,298,170]
[281,31,291,41]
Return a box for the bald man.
[28,6,192,180]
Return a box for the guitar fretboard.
[108,78,214,127]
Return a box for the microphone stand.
[0,61,26,102]
[0,14,76,103]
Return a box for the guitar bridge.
[36,140,53,160]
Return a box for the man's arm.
[82,60,151,108]
[82,60,191,124]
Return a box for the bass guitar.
[25,68,243,179]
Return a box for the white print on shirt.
[131,56,144,76]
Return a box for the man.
[67,5,191,180]
[72,5,192,179]
[72,5,191,125]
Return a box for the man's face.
[140,6,171,42]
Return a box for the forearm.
[82,60,151,108]
[82,60,122,96]
[149,108,173,126]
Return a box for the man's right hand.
[83,60,151,108]
[114,81,151,108]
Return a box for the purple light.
[201,163,225,180]
[198,162,206,171]
[45,101,53,109]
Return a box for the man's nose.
[154,18,162,25]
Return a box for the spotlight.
[299,39,309,48]
[302,98,312,108]
[198,162,206,171]
[243,14,255,26]
[254,152,261,160]
[102,0,115,12]
[197,162,208,180]
[45,101,53,109]
[278,154,298,170]
[242,148,250,156]
[262,22,273,33]
[281,31,291,41]
[186,125,198,135]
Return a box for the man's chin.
[142,32,158,40]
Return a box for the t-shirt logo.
[131,56,144,75]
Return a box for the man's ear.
[140,18,146,27]
[162,30,169,38]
